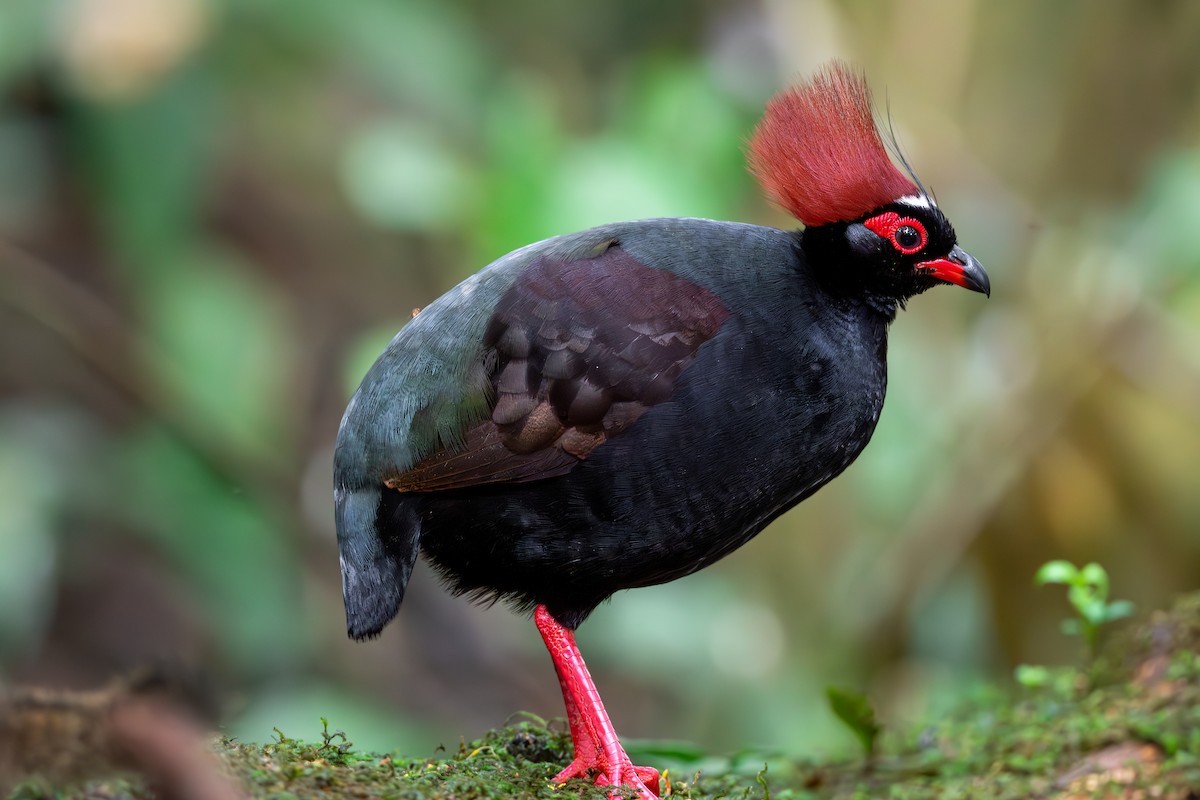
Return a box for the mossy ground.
[11,595,1200,800]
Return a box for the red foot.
[535,605,660,799]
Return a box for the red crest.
[748,62,919,227]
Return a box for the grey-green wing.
[332,227,622,638]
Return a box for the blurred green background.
[2,0,1199,759]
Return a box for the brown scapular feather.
[389,246,730,494]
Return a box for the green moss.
[217,719,615,800]
[14,594,1200,799]
[205,635,1200,800]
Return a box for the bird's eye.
[895,226,921,251]
[863,212,928,256]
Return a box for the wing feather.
[393,242,729,492]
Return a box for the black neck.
[794,227,900,322]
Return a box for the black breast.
[415,283,889,629]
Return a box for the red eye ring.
[863,212,928,255]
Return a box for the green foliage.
[1035,560,1135,658]
[1012,663,1049,689]
[223,718,617,800]
[71,67,216,271]
[53,592,1200,799]
[0,409,82,654]
[0,3,50,89]
[341,120,476,231]
[14,591,1200,798]
[824,686,880,759]
[1012,664,1079,694]
[272,717,355,766]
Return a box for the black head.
[800,196,989,319]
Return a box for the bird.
[333,61,989,799]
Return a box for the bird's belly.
[416,344,885,623]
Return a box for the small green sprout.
[825,686,880,759]
[1035,560,1134,658]
[1013,663,1079,693]
[1013,664,1051,689]
[755,762,771,800]
[318,716,354,762]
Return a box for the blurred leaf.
[727,746,789,773]
[1077,562,1109,594]
[542,63,752,234]
[545,136,706,231]
[585,576,741,677]
[622,60,752,206]
[0,1,50,89]
[825,686,880,757]
[908,564,993,670]
[324,0,487,122]
[1035,560,1079,585]
[112,425,304,672]
[69,64,215,273]
[1133,150,1200,281]
[1014,664,1050,689]
[0,407,91,657]
[476,75,565,265]
[1104,599,1136,623]
[850,338,950,524]
[623,739,746,785]
[341,120,475,231]
[142,246,297,456]
[622,739,709,764]
[1074,596,1108,627]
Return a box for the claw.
[634,765,662,794]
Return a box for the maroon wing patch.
[388,243,729,492]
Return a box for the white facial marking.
[897,194,936,210]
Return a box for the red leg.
[535,605,660,799]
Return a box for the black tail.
[334,484,421,640]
